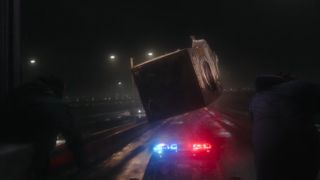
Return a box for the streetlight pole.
[130,57,136,98]
[1,0,21,102]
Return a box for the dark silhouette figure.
[250,75,320,180]
[2,76,87,179]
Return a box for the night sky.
[21,0,320,96]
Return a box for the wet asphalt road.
[66,107,255,180]
[50,93,256,180]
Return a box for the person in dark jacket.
[2,76,87,179]
[250,74,320,180]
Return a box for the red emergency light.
[192,143,212,152]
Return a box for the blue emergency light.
[153,143,178,154]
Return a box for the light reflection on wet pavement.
[74,108,256,180]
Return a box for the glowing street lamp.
[29,59,37,64]
[147,52,153,57]
[117,81,123,86]
[110,55,116,60]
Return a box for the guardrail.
[87,120,147,142]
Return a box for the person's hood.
[255,75,285,92]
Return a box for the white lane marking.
[102,127,155,169]
[115,149,151,180]
[221,118,235,127]
[170,120,184,125]
[218,131,232,138]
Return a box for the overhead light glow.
[110,55,116,60]
[29,59,36,64]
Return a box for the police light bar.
[153,142,213,155]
